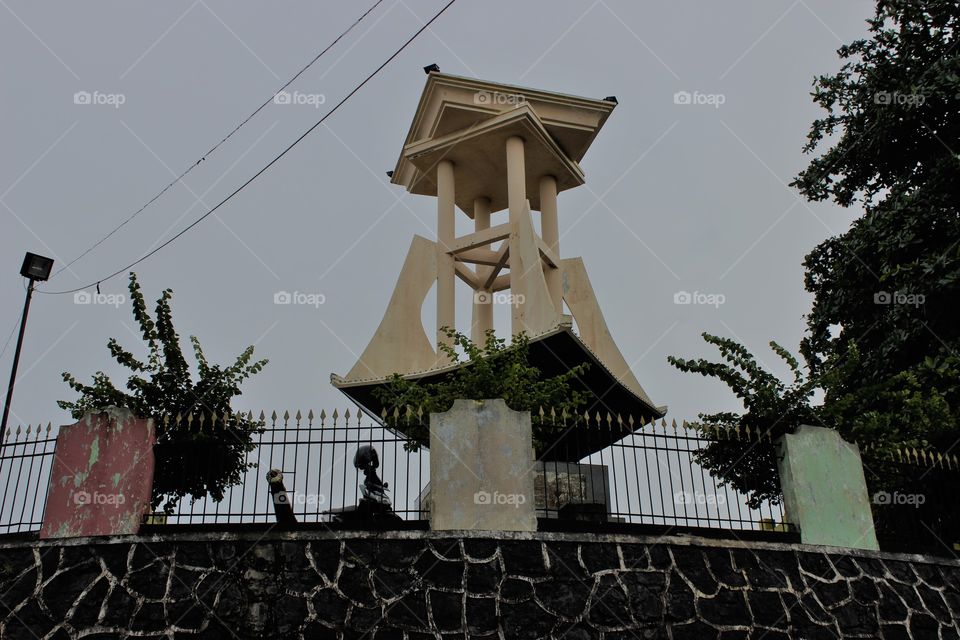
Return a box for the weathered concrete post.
[776,424,879,550]
[40,407,156,538]
[429,399,536,531]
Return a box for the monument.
[331,71,666,456]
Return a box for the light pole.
[1,252,54,440]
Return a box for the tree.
[792,0,960,450]
[670,1,959,501]
[668,334,821,507]
[59,273,268,513]
[373,328,593,452]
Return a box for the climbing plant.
[59,273,267,513]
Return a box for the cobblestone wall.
[1,530,958,639]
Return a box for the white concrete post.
[436,159,456,362]
[539,175,562,313]
[506,136,526,337]
[429,399,537,532]
[471,196,493,345]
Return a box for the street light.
[0,252,54,439]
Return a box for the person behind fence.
[354,444,391,508]
[265,469,297,525]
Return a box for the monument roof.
[332,323,667,459]
[391,72,617,215]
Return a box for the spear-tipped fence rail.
[859,442,960,553]
[0,409,786,535]
[0,423,58,534]
[149,407,430,526]
[4,409,954,543]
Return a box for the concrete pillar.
[471,196,493,345]
[436,159,456,362]
[506,136,526,337]
[41,408,156,538]
[429,399,537,531]
[539,175,562,313]
[777,425,879,550]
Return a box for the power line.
[40,0,458,296]
[49,0,387,280]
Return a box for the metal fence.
[534,416,790,531]
[155,410,429,525]
[8,410,960,554]
[862,445,960,554]
[0,409,795,535]
[0,423,59,535]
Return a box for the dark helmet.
[353,444,379,470]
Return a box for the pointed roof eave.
[390,71,616,189]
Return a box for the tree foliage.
[373,328,593,452]
[792,0,960,449]
[668,334,821,507]
[59,273,268,513]
[670,1,960,504]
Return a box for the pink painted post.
[40,408,156,539]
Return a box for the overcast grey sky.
[0,0,874,429]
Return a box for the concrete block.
[41,408,155,538]
[429,399,536,531]
[777,424,878,550]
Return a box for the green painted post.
[777,425,879,550]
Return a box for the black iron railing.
[155,410,792,533]
[1,410,795,536]
[10,410,960,555]
[151,410,429,525]
[864,445,960,554]
[529,415,790,532]
[0,423,59,535]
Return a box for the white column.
[471,197,493,345]
[539,175,562,313]
[437,159,456,362]
[506,136,526,337]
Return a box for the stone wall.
[1,530,958,639]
